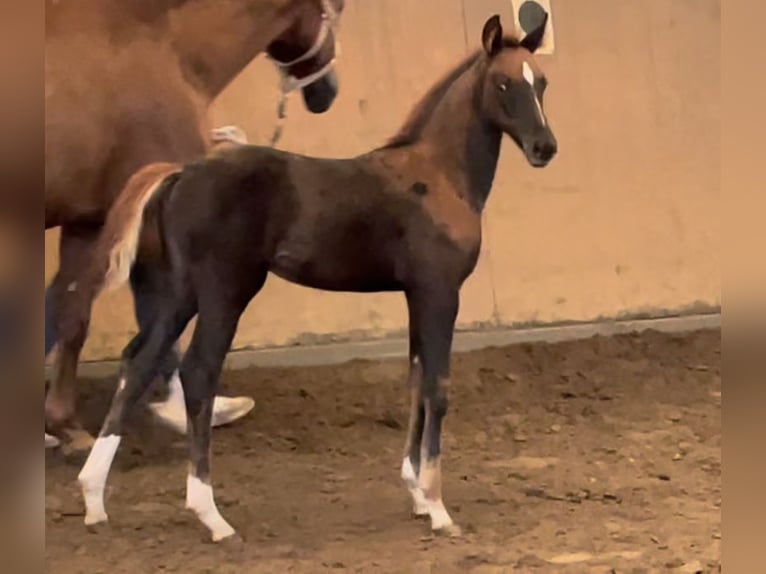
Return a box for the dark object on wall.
[513,0,554,54]
[519,1,547,35]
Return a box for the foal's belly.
[269,235,403,294]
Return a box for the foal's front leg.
[404,288,461,536]
[401,355,429,517]
[179,265,267,543]
[179,309,239,543]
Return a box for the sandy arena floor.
[46,328,721,573]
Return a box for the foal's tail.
[98,162,182,292]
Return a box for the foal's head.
[267,0,344,113]
[479,14,557,167]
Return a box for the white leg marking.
[149,370,255,433]
[522,61,546,126]
[401,457,429,515]
[425,499,453,530]
[45,432,60,449]
[166,370,185,403]
[148,371,186,433]
[78,434,121,525]
[417,462,455,532]
[186,474,236,542]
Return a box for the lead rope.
[269,91,290,147]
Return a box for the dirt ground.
[45,328,721,573]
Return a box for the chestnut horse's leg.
[44,283,57,357]
[405,286,461,536]
[45,224,101,451]
[45,284,61,448]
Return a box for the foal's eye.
[495,75,510,92]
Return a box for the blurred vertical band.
[0,0,44,571]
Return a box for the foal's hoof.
[84,513,110,532]
[412,503,430,520]
[215,532,244,547]
[433,523,463,538]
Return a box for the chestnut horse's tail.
[100,162,182,291]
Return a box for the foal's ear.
[482,15,504,56]
[520,11,548,53]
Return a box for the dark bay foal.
[77,14,556,542]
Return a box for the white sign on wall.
[511,0,555,55]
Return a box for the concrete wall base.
[53,312,721,380]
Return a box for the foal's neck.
[419,62,502,212]
[169,0,298,100]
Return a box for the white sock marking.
[45,432,60,448]
[186,474,236,542]
[401,457,429,515]
[166,370,185,405]
[425,499,453,530]
[148,371,187,433]
[78,434,121,525]
[522,61,546,126]
[150,371,255,434]
[416,461,455,531]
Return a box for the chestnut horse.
[75,14,555,541]
[44,0,346,450]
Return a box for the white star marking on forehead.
[522,61,546,127]
[522,61,535,86]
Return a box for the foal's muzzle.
[525,131,558,167]
[301,70,339,114]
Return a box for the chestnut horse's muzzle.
[301,69,339,114]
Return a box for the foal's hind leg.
[130,265,255,434]
[404,287,460,536]
[128,263,185,426]
[78,296,195,526]
[180,272,266,542]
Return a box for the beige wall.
[44,0,720,361]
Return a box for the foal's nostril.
[533,140,557,161]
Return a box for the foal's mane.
[381,36,521,150]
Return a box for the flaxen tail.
[99,162,182,291]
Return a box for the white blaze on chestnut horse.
[44,0,346,451]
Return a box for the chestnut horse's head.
[479,14,557,167]
[267,0,345,114]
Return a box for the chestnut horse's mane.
[382,35,521,150]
